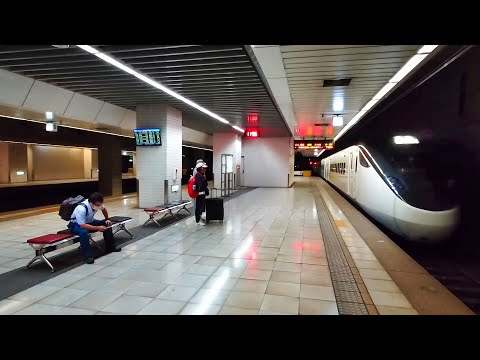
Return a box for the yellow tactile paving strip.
[317,183,419,315]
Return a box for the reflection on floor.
[0,178,423,315]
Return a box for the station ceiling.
[0,45,290,137]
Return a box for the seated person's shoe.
[86,257,95,264]
[107,247,121,253]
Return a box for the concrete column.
[212,133,242,190]
[136,104,182,208]
[8,143,28,183]
[0,142,9,183]
[98,137,122,196]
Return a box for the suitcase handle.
[209,188,220,198]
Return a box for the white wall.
[242,137,293,188]
[212,133,242,189]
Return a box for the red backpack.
[188,175,198,198]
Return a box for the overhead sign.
[134,128,162,146]
[245,129,259,138]
[247,113,259,124]
[294,140,334,150]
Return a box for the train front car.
[359,143,460,243]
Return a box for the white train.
[320,145,460,242]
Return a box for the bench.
[143,200,192,227]
[25,217,134,272]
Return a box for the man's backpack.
[188,176,198,199]
[58,195,86,221]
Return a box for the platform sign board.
[134,128,162,146]
[294,140,334,150]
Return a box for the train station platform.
[0,178,473,315]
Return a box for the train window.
[359,152,370,167]
[355,157,358,172]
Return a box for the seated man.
[68,192,121,264]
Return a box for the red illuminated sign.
[294,140,334,150]
[247,113,259,124]
[245,129,259,138]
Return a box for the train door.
[324,159,330,180]
[349,151,358,199]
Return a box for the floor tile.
[358,268,392,281]
[0,299,30,315]
[300,272,332,286]
[179,303,221,315]
[68,276,113,291]
[137,299,186,315]
[203,276,239,290]
[186,263,218,276]
[69,290,122,311]
[240,268,272,281]
[247,260,276,270]
[39,288,90,306]
[273,262,302,273]
[9,285,61,304]
[266,281,300,297]
[157,285,199,302]
[376,306,419,315]
[369,291,413,308]
[196,256,226,266]
[101,295,153,314]
[260,294,299,315]
[270,271,301,284]
[173,273,209,287]
[233,279,268,293]
[14,303,65,315]
[189,289,231,305]
[299,298,339,315]
[224,291,264,310]
[363,278,401,293]
[300,284,336,301]
[218,306,259,315]
[125,281,169,298]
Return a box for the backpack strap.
[70,203,89,221]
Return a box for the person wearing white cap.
[194,161,209,225]
[192,159,204,178]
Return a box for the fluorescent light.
[76,45,235,128]
[373,82,396,100]
[77,45,100,55]
[393,135,419,144]
[182,144,213,152]
[332,116,343,127]
[390,54,428,83]
[122,151,127,155]
[232,125,245,133]
[333,98,344,112]
[362,99,378,112]
[45,111,53,120]
[45,122,56,132]
[417,45,438,54]
[16,171,25,176]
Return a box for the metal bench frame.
[143,201,192,227]
[25,219,134,272]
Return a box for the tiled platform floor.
[0,178,422,315]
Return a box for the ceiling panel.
[278,45,421,139]
[0,45,289,137]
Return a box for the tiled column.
[98,137,122,196]
[212,133,242,190]
[136,104,182,208]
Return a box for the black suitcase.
[205,188,224,223]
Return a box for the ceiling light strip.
[76,45,244,132]
[334,45,437,142]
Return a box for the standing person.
[68,192,121,264]
[194,162,209,225]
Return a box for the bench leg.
[113,223,134,239]
[26,255,40,269]
[89,236,104,253]
[177,205,191,216]
[41,254,55,272]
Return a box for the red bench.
[25,217,134,272]
[143,200,192,227]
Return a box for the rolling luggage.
[205,188,224,223]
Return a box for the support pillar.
[98,137,122,196]
[136,104,182,208]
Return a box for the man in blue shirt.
[68,192,121,264]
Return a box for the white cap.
[196,162,208,168]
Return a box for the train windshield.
[366,144,458,211]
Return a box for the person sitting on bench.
[68,192,121,264]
